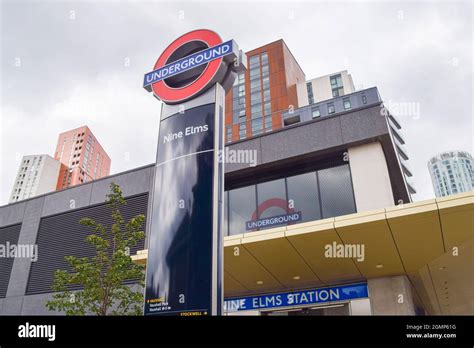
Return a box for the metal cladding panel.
[0,224,22,298]
[25,194,148,295]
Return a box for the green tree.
[46,182,146,315]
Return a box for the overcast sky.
[0,0,472,205]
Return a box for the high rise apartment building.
[9,154,60,203]
[225,40,305,142]
[54,126,111,190]
[428,150,474,197]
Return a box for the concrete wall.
[296,81,309,107]
[341,72,356,95]
[350,298,372,315]
[348,142,396,211]
[368,275,416,315]
[310,74,333,103]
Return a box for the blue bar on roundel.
[143,40,233,87]
[144,103,219,316]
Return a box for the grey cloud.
[1,0,472,204]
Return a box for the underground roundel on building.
[143,29,246,104]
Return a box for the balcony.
[406,176,417,194]
[390,125,405,145]
[401,159,414,177]
[396,143,409,161]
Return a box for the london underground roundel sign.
[143,29,246,104]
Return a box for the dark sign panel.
[146,152,214,315]
[145,104,216,316]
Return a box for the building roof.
[428,150,473,165]
[245,39,306,79]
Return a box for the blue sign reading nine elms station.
[224,283,368,312]
[143,40,233,88]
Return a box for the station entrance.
[262,303,350,316]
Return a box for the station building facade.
[0,40,472,316]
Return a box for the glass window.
[287,172,321,223]
[307,82,314,105]
[328,103,335,114]
[239,121,246,139]
[332,87,344,97]
[264,115,272,132]
[250,68,261,80]
[226,126,232,143]
[264,102,271,115]
[263,89,271,102]
[251,91,262,103]
[237,73,245,85]
[252,118,263,135]
[229,185,256,235]
[249,55,260,68]
[233,84,245,97]
[330,75,344,97]
[312,107,320,118]
[257,178,287,224]
[318,165,356,218]
[343,98,351,110]
[330,74,343,88]
[250,79,260,90]
[251,103,262,114]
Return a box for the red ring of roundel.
[151,29,223,104]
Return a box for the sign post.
[143,29,246,316]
